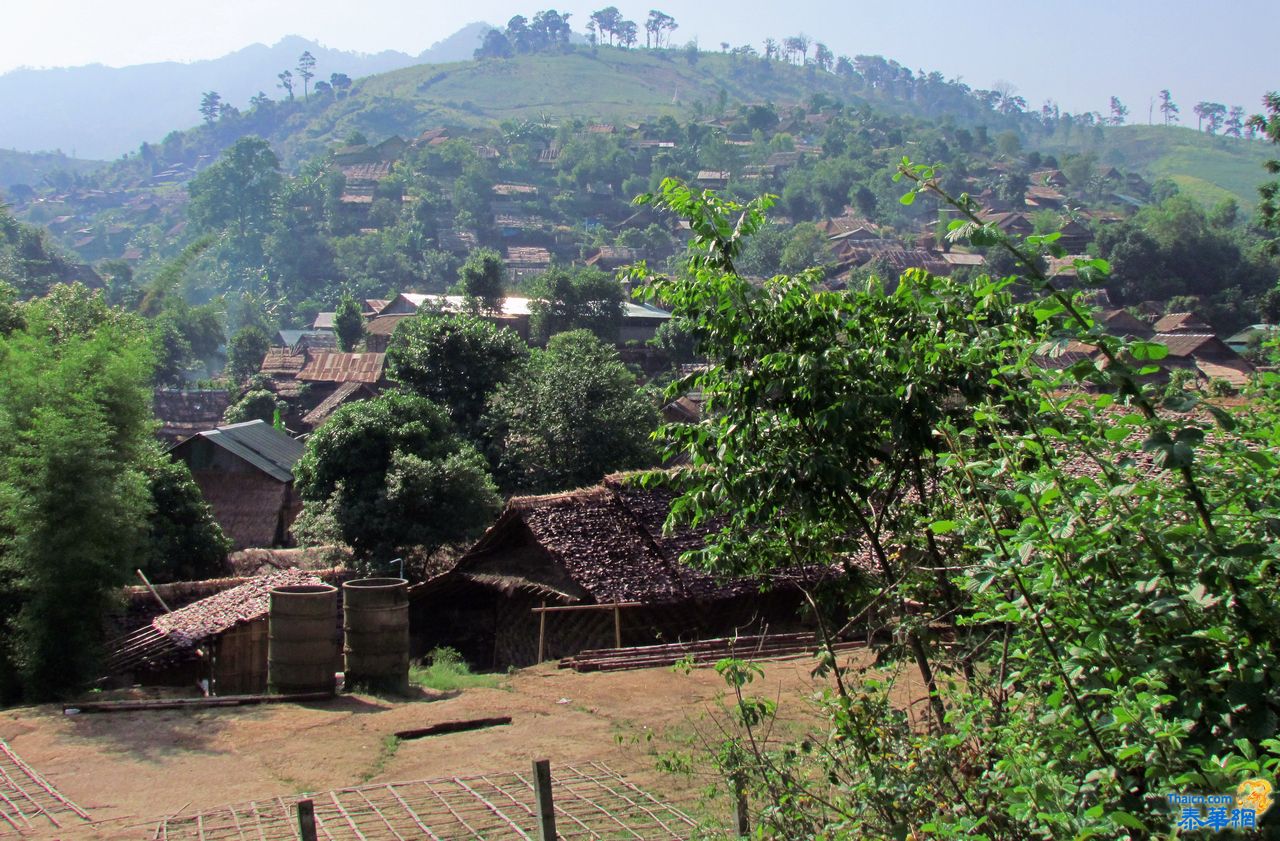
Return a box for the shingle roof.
[296,351,386,384]
[1153,312,1212,333]
[174,420,305,483]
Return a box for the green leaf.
[900,190,917,206]
[928,520,958,534]
[1129,341,1168,361]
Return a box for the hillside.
[0,26,492,160]
[0,148,103,191]
[1042,124,1272,208]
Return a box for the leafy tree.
[476,28,514,59]
[333,294,364,351]
[329,72,352,98]
[226,324,271,384]
[1225,105,1245,138]
[293,392,501,567]
[1108,95,1128,125]
[142,449,231,583]
[199,91,223,125]
[385,312,528,436]
[296,51,316,101]
[277,69,294,100]
[527,266,625,344]
[188,137,283,242]
[1159,88,1180,125]
[1248,91,1280,251]
[223,388,286,426]
[457,248,507,314]
[590,6,622,44]
[632,173,1280,839]
[487,330,657,492]
[0,289,155,702]
[645,10,677,48]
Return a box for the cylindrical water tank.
[343,577,410,694]
[268,583,338,695]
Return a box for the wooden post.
[532,759,557,841]
[613,605,622,649]
[537,600,547,663]
[732,776,749,838]
[296,798,317,841]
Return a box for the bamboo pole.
[537,600,547,663]
[135,569,172,613]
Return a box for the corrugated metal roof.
[178,420,305,483]
[297,352,386,384]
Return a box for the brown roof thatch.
[107,570,324,673]
[297,351,385,384]
[301,381,376,428]
[153,389,230,444]
[1153,312,1212,334]
[417,475,833,607]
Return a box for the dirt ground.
[0,650,929,839]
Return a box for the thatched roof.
[417,474,829,607]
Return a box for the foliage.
[333,294,365,351]
[385,312,528,438]
[226,323,271,385]
[633,176,1280,838]
[187,136,283,243]
[223,388,286,426]
[486,329,657,493]
[409,646,503,691]
[526,266,625,345]
[457,248,507,314]
[141,448,231,583]
[292,391,501,569]
[1249,91,1280,252]
[0,288,155,702]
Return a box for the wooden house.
[408,475,830,668]
[1153,312,1213,334]
[153,388,230,445]
[168,421,306,550]
[106,569,331,694]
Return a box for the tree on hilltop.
[199,91,222,125]
[297,51,316,101]
[1159,89,1179,125]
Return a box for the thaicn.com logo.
[1166,778,1273,832]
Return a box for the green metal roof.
[174,420,305,483]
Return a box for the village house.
[408,475,832,668]
[106,569,336,694]
[153,388,231,445]
[167,420,306,551]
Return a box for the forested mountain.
[0,25,492,159]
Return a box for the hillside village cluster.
[3,94,1274,684]
[1,21,1279,839]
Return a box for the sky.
[4,0,1276,118]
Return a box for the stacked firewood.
[559,632,865,672]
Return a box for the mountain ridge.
[0,24,494,159]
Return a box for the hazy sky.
[4,0,1276,118]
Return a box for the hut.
[107,569,328,694]
[168,420,306,550]
[409,475,829,668]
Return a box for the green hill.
[274,49,865,163]
[1043,124,1272,209]
[0,149,104,192]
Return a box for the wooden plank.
[531,760,556,841]
[394,717,512,741]
[296,799,317,841]
[529,602,644,614]
[65,691,333,714]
